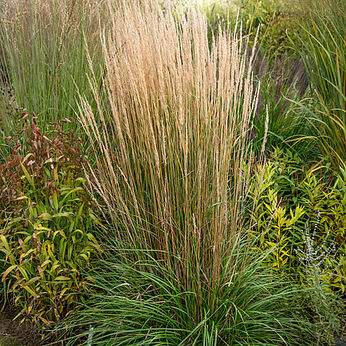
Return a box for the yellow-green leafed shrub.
[0,115,101,326]
[248,148,345,292]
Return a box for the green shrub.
[295,215,343,344]
[248,147,346,292]
[200,0,301,59]
[0,115,101,326]
[255,12,301,60]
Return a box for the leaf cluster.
[0,115,101,326]
[248,148,345,292]
[0,113,84,214]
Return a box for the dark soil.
[0,306,43,346]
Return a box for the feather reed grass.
[81,0,258,321]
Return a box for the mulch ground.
[0,306,43,346]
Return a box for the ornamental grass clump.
[58,237,313,345]
[296,0,345,169]
[73,1,313,343]
[0,0,106,128]
[81,0,257,306]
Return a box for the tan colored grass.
[80,0,258,316]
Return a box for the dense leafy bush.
[200,0,301,59]
[0,115,101,325]
[248,148,345,292]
